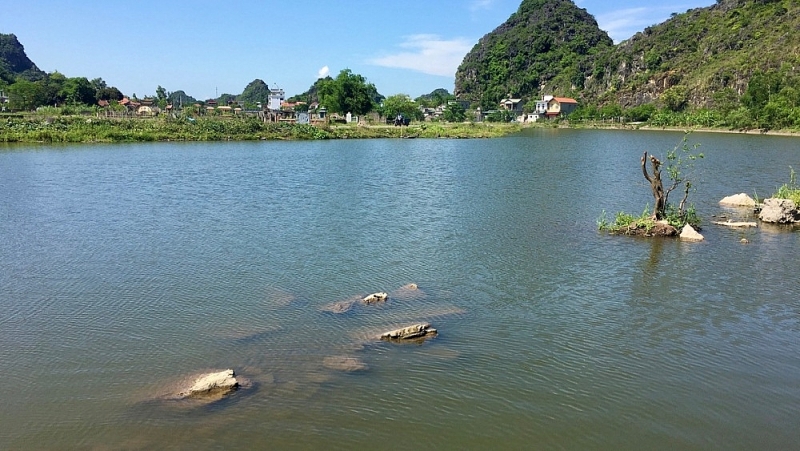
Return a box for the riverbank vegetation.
[0,114,520,143]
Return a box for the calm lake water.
[1,129,799,450]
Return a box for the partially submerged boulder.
[362,292,388,304]
[380,323,437,341]
[719,193,756,207]
[758,198,799,223]
[680,224,704,241]
[180,369,239,398]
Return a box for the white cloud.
[317,65,330,79]
[469,0,497,12]
[596,7,653,42]
[367,34,473,77]
[597,5,699,43]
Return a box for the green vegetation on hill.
[455,0,613,109]
[238,79,270,107]
[0,33,45,84]
[455,0,800,130]
[584,0,800,109]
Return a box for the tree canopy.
[380,94,419,120]
[317,69,379,116]
[442,101,467,122]
[61,77,95,105]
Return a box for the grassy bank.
[0,115,521,143]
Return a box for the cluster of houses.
[97,90,577,124]
[496,94,578,122]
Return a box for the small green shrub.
[598,207,658,233]
[773,167,800,204]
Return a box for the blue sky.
[1,1,714,100]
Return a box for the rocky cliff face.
[0,33,45,82]
[583,0,798,108]
[455,0,800,109]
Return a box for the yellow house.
[545,97,578,118]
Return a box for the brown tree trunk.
[641,152,666,220]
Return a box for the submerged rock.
[380,323,437,341]
[320,299,358,314]
[712,220,758,228]
[680,224,704,241]
[719,193,756,207]
[390,282,427,302]
[323,356,369,372]
[180,369,239,398]
[362,292,388,304]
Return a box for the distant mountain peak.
[454,0,612,108]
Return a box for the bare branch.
[641,152,652,183]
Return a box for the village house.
[136,98,159,116]
[520,95,579,122]
[499,96,524,116]
[544,96,578,119]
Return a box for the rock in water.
[712,220,758,228]
[323,356,369,372]
[182,369,239,398]
[380,323,437,340]
[362,292,388,304]
[320,299,357,314]
[719,193,756,207]
[758,198,799,223]
[680,224,704,241]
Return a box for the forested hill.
[584,0,800,109]
[455,0,800,111]
[454,0,613,108]
[0,33,45,84]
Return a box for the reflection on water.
[0,132,799,450]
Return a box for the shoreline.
[562,122,800,138]
[2,114,800,144]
